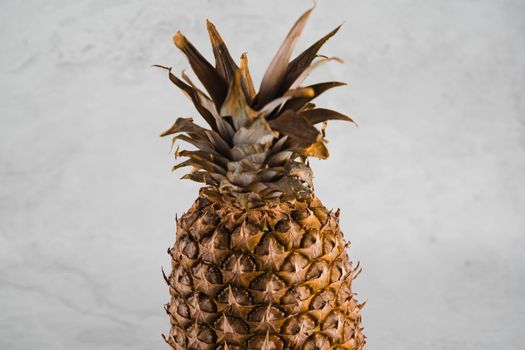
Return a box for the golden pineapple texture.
[158,4,365,349]
[165,190,365,349]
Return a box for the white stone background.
[1,0,524,349]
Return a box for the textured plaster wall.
[1,0,524,349]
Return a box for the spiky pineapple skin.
[164,190,365,350]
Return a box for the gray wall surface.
[1,0,524,349]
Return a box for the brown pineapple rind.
[164,189,365,350]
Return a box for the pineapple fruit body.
[158,4,365,349]
[165,190,365,349]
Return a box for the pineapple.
[158,5,366,350]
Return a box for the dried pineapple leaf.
[281,25,342,92]
[240,52,256,101]
[289,56,344,90]
[283,81,346,112]
[233,117,277,146]
[220,69,258,130]
[206,20,239,82]
[171,158,195,172]
[230,143,267,161]
[162,118,231,159]
[301,103,316,112]
[181,171,218,186]
[269,110,321,146]
[257,87,314,118]
[299,108,355,125]
[226,171,258,187]
[258,168,285,182]
[173,31,228,109]
[267,150,294,167]
[154,65,218,131]
[257,4,314,106]
[268,135,289,155]
[204,130,231,156]
[172,155,226,174]
[181,69,235,140]
[171,134,214,154]
[302,140,329,159]
[180,69,207,97]
[178,149,229,168]
[160,117,205,137]
[285,86,315,98]
[257,96,293,117]
[227,158,260,173]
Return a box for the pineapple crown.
[157,4,354,207]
